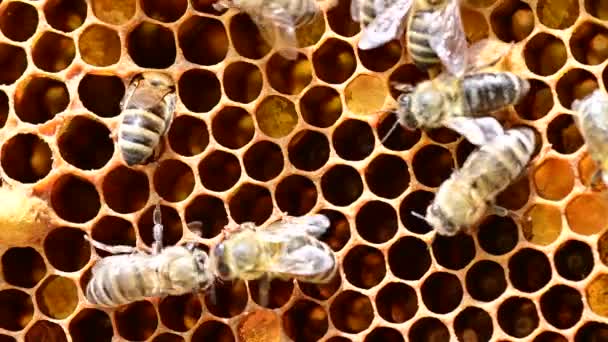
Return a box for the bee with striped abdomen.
[118,72,177,166]
[84,205,213,307]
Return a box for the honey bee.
[572,89,608,187]
[118,72,177,166]
[84,205,212,307]
[413,127,536,236]
[209,214,337,306]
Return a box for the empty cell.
[223,62,263,103]
[317,209,350,251]
[283,300,328,341]
[192,320,235,341]
[1,134,52,183]
[466,260,507,302]
[358,41,401,72]
[36,275,78,319]
[345,74,387,116]
[91,216,135,257]
[179,69,221,112]
[540,285,583,329]
[154,160,194,202]
[461,7,489,43]
[0,289,33,331]
[388,64,428,100]
[376,112,422,151]
[78,74,124,117]
[566,193,608,235]
[238,310,281,342]
[357,201,398,246]
[537,0,578,29]
[421,272,463,314]
[199,150,241,192]
[143,0,187,22]
[288,130,329,172]
[534,331,567,342]
[454,307,493,342]
[230,13,271,59]
[168,115,209,156]
[184,195,229,238]
[229,183,273,225]
[91,0,135,24]
[524,33,567,76]
[244,141,283,181]
[556,68,598,109]
[250,278,294,308]
[78,25,121,66]
[330,290,374,333]
[326,0,359,37]
[68,309,113,342]
[312,38,356,84]
[138,205,183,248]
[115,301,158,340]
[600,229,608,266]
[179,16,228,65]
[300,86,342,128]
[533,157,574,200]
[275,175,317,216]
[496,176,531,210]
[267,53,312,95]
[25,321,67,342]
[344,245,385,289]
[388,236,431,280]
[400,190,433,234]
[213,106,254,149]
[365,327,404,342]
[321,164,363,206]
[498,297,539,338]
[299,272,341,300]
[333,119,374,161]
[570,22,608,65]
[409,317,450,342]
[51,175,100,223]
[45,227,90,272]
[153,333,184,342]
[522,203,562,246]
[412,145,453,187]
[128,22,176,68]
[478,216,518,255]
[0,336,14,342]
[44,0,87,32]
[102,166,149,214]
[514,79,553,120]
[426,127,461,144]
[365,154,409,199]
[554,240,594,281]
[376,282,417,323]
[586,274,608,317]
[575,322,608,342]
[432,233,475,270]
[0,90,7,128]
[256,96,298,138]
[204,280,248,318]
[0,43,27,85]
[32,31,75,72]
[509,248,552,293]
[159,294,202,332]
[0,1,38,41]
[2,247,46,288]
[58,116,113,170]
[15,76,69,124]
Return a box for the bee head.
[427,202,459,237]
[141,72,175,90]
[395,93,418,130]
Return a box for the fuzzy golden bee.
[209,214,337,305]
[414,127,536,236]
[84,205,213,307]
[118,72,177,166]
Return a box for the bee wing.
[445,116,505,146]
[275,245,334,277]
[464,38,514,72]
[357,0,413,50]
[428,0,467,77]
[251,5,299,60]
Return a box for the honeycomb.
[0,0,608,341]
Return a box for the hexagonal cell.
[288,130,329,172]
[533,157,574,200]
[537,0,578,29]
[295,12,325,48]
[358,42,401,73]
[256,96,298,138]
[229,13,271,59]
[330,290,374,333]
[115,301,158,340]
[199,150,241,192]
[69,309,114,342]
[400,190,433,234]
[1,133,52,183]
[317,209,351,252]
[178,69,221,113]
[432,234,475,270]
[556,68,598,109]
[179,16,228,65]
[44,0,87,32]
[498,297,539,338]
[321,164,363,206]
[58,116,113,170]
[524,33,567,76]
[229,183,273,225]
[154,160,194,202]
[522,203,562,246]
[579,152,603,188]
[356,200,398,244]
[143,0,187,22]
[204,280,248,318]
[15,76,69,124]
[0,43,27,85]
[78,24,121,66]
[52,179,99,223]
[540,285,583,329]
[478,216,518,255]
[78,74,124,117]
[32,31,75,72]
[275,175,317,216]
[514,79,553,121]
[534,331,567,342]
[138,205,183,248]
[0,1,38,42]
[168,115,209,156]
[185,195,229,238]
[421,272,463,314]
[300,86,342,128]
[0,289,33,331]
[454,307,493,342]
[466,260,507,302]
[509,248,552,293]
[344,245,385,289]
[0,90,8,128]
[250,278,293,308]
[586,274,608,317]
[376,282,417,323]
[0,336,16,342]
[192,320,235,341]
[547,115,584,155]
[299,272,341,300]
[238,310,281,342]
[282,300,328,341]
[461,7,489,43]
[490,0,534,42]
[312,38,356,84]
[566,193,608,235]
[344,74,387,115]
[128,22,176,68]
[553,240,593,281]
[91,216,135,257]
[575,322,608,342]
[388,236,431,280]
[2,247,45,288]
[25,321,67,342]
[212,106,254,149]
[267,53,312,95]
[600,230,608,266]
[91,0,134,24]
[388,64,429,99]
[45,227,90,272]
[153,333,184,342]
[365,327,404,342]
[223,62,263,103]
[159,294,202,332]
[333,119,374,161]
[426,127,461,144]
[243,141,283,181]
[570,22,608,65]
[326,0,359,37]
[376,112,422,151]
[496,176,531,211]
[413,144,454,187]
[103,166,149,214]
[36,275,78,319]
[409,317,450,342]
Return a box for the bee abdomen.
[118,109,166,165]
[86,260,149,306]
[462,72,529,115]
[407,10,440,71]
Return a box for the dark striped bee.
[118,72,176,166]
[84,205,212,307]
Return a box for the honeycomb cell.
[556,68,598,109]
[413,145,453,187]
[388,236,431,280]
[376,113,422,151]
[496,177,530,211]
[317,209,351,251]
[409,317,450,342]
[509,248,552,293]
[326,0,359,37]
[138,205,183,248]
[600,230,608,266]
[25,321,67,342]
[0,289,33,331]
[115,301,158,341]
[333,119,374,161]
[426,127,461,144]
[587,274,608,317]
[534,331,567,342]
[540,285,583,329]
[230,13,271,59]
[300,86,342,128]
[283,300,328,342]
[32,31,75,72]
[498,297,539,338]
[327,337,351,342]
[547,114,584,155]
[243,141,283,181]
[44,0,86,32]
[295,11,325,48]
[312,38,356,84]
[45,227,90,272]
[466,260,507,302]
[58,116,113,170]
[213,106,254,149]
[275,175,317,216]
[321,164,363,206]
[168,115,209,156]
[1,134,52,183]
[250,278,293,308]
[566,193,608,235]
[143,0,187,22]
[179,69,221,113]
[365,327,404,342]
[179,16,228,65]
[52,174,100,223]
[69,309,113,342]
[0,337,14,342]
[78,25,121,66]
[192,320,235,341]
[514,79,553,121]
[1,247,45,288]
[91,0,134,24]
[537,0,578,29]
[153,333,184,342]
[454,307,493,342]
[238,310,282,342]
[184,195,229,238]
[365,154,409,199]
[388,64,428,100]
[0,43,27,85]
[579,152,602,188]
[204,280,248,318]
[78,74,124,117]
[400,190,433,234]
[421,272,463,314]
[0,90,7,127]
[229,183,273,225]
[91,216,135,257]
[432,234,475,270]
[345,74,387,116]
[330,290,374,333]
[0,1,37,41]
[376,282,417,323]
[344,245,385,289]
[128,22,176,68]
[288,130,330,172]
[524,33,567,76]
[358,42,401,73]
[356,201,398,244]
[154,160,194,202]
[267,53,312,95]
[533,157,574,200]
[522,203,562,246]
[575,322,608,342]
[461,7,489,43]
[256,96,298,138]
[223,62,263,103]
[159,294,201,332]
[199,150,241,192]
[15,76,69,124]
[554,240,593,281]
[36,275,78,319]
[570,22,608,65]
[299,272,341,300]
[490,0,534,42]
[103,166,149,214]
[478,216,518,255]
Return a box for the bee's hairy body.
[573,89,608,185]
[406,6,443,72]
[234,0,317,29]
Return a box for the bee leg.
[489,204,509,217]
[152,204,164,254]
[258,275,271,307]
[83,235,139,255]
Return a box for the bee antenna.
[410,211,429,224]
[379,116,401,145]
